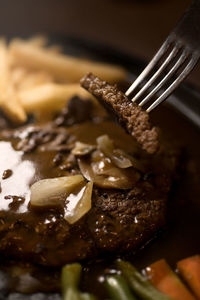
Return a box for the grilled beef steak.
[0,97,177,267]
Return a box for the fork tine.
[132,42,182,102]
[139,48,189,107]
[125,36,174,97]
[146,54,199,112]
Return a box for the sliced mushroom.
[72,141,96,156]
[30,175,84,207]
[78,150,140,189]
[64,181,93,224]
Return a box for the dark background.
[0,0,199,86]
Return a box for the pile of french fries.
[0,36,127,124]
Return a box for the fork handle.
[175,0,200,51]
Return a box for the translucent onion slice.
[64,181,93,224]
[96,135,133,168]
[72,141,96,156]
[78,151,140,189]
[30,175,84,207]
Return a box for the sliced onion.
[78,151,140,189]
[72,141,96,156]
[30,175,84,207]
[97,135,133,168]
[64,181,93,224]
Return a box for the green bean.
[62,263,82,300]
[116,260,172,300]
[80,293,96,300]
[61,263,96,300]
[62,263,82,290]
[105,275,137,300]
[63,288,82,300]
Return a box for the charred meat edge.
[80,73,159,154]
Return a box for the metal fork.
[126,0,200,112]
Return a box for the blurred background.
[0,0,199,86]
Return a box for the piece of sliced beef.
[80,73,159,154]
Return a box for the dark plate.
[4,35,200,300]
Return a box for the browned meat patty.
[80,73,159,154]
[0,97,177,267]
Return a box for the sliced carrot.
[177,255,200,299]
[145,259,196,300]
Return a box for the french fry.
[19,83,94,113]
[1,90,27,124]
[0,39,27,123]
[11,67,27,88]
[26,35,48,47]
[47,45,63,54]
[17,71,53,91]
[11,36,47,48]
[0,39,9,87]
[0,36,127,123]
[9,40,127,83]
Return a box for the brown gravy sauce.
[0,120,140,213]
[0,105,199,299]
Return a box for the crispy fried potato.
[11,36,48,48]
[26,35,48,47]
[19,83,93,112]
[0,39,9,87]
[1,91,27,123]
[10,40,127,83]
[11,67,27,88]
[47,45,63,54]
[0,40,27,123]
[17,71,53,91]
[0,36,126,123]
